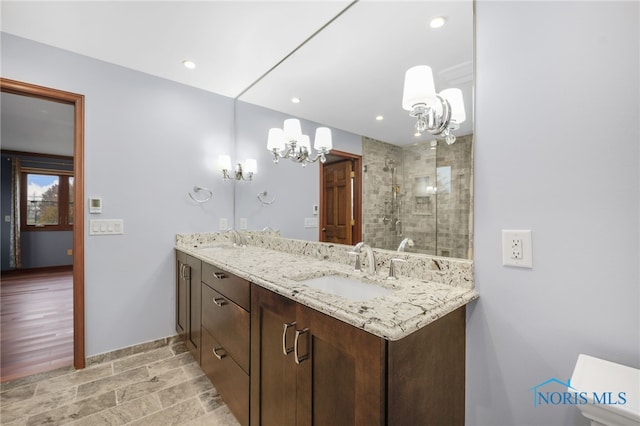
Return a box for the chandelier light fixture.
[402,65,466,145]
[218,155,257,181]
[267,118,333,166]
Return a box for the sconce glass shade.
[440,88,466,123]
[298,135,311,152]
[244,158,257,174]
[219,154,232,171]
[283,118,302,142]
[402,65,436,110]
[267,128,285,151]
[313,127,333,151]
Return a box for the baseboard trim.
[86,335,182,367]
[1,265,73,277]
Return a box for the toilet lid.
[571,354,640,422]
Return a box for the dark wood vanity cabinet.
[250,284,466,426]
[175,251,201,364]
[201,262,251,426]
[175,251,466,426]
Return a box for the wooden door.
[321,160,353,244]
[250,285,297,426]
[295,304,386,426]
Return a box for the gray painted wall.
[468,2,639,425]
[19,231,73,268]
[1,33,236,356]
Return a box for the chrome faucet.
[397,237,414,252]
[387,258,406,280]
[350,242,377,274]
[227,228,246,247]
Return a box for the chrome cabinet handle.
[182,264,191,280]
[213,297,227,307]
[294,327,310,364]
[212,346,226,360]
[282,321,296,356]
[213,272,226,279]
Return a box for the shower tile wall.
[362,135,472,259]
[362,137,403,250]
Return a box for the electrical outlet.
[511,239,523,259]
[502,230,532,268]
[239,218,248,230]
[219,218,228,230]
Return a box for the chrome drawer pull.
[212,346,227,360]
[282,321,296,356]
[213,272,226,279]
[213,297,227,307]
[294,327,310,364]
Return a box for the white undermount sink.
[291,273,393,302]
[198,244,236,253]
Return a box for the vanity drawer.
[202,262,250,311]
[202,283,250,373]
[201,327,249,426]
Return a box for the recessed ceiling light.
[430,16,447,29]
[291,97,301,104]
[182,60,196,70]
[375,115,384,121]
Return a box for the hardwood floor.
[1,268,74,382]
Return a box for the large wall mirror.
[234,1,474,259]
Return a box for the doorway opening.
[1,78,85,380]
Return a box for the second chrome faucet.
[350,242,377,274]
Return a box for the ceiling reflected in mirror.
[238,1,473,147]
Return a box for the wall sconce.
[219,155,256,181]
[267,118,332,167]
[402,65,466,144]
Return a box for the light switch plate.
[89,219,124,235]
[304,217,318,228]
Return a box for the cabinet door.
[186,254,201,364]
[250,285,297,426]
[295,304,386,426]
[175,252,187,339]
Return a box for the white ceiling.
[1,0,473,150]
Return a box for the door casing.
[1,77,85,370]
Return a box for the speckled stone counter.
[176,232,478,341]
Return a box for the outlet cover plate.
[502,229,533,268]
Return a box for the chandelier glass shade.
[267,119,332,166]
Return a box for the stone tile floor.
[0,339,240,425]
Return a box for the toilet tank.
[570,354,640,424]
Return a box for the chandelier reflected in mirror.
[267,118,333,167]
[402,65,466,145]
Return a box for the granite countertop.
[176,241,478,341]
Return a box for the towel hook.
[257,190,276,205]
[188,186,213,203]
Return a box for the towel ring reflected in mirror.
[257,190,276,205]
[188,186,213,203]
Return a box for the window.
[21,170,74,231]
